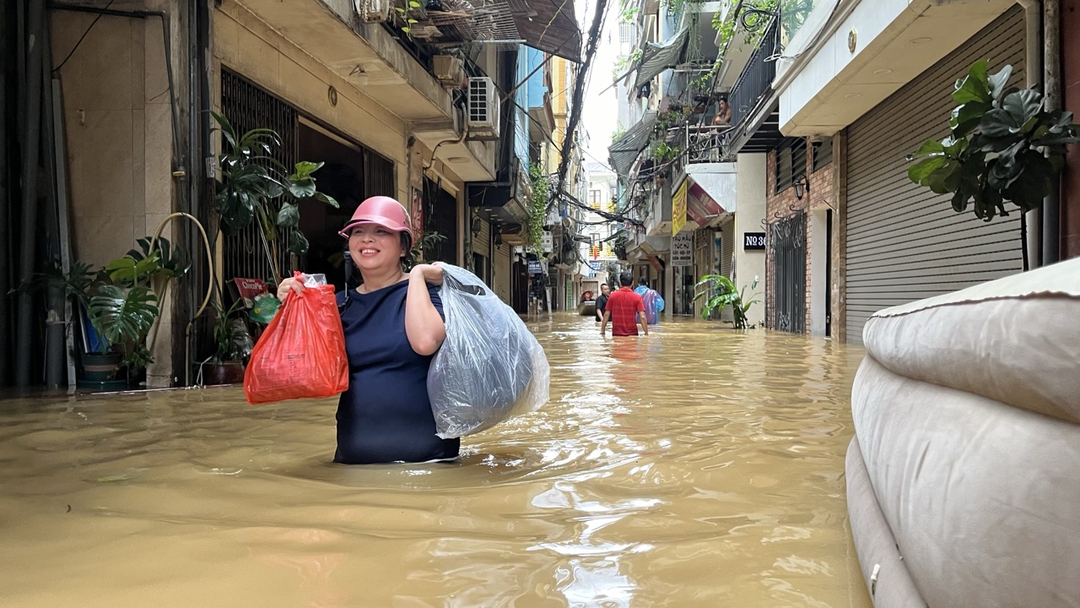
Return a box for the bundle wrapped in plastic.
[427,264,550,438]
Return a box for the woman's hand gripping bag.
[427,264,550,438]
[244,275,349,405]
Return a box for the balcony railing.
[727,19,779,129]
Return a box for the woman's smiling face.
[348,223,404,271]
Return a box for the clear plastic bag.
[427,264,550,438]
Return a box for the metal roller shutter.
[472,218,490,256]
[845,7,1026,344]
[493,242,512,303]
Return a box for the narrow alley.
[0,314,870,607]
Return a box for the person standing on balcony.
[601,273,648,337]
[595,283,611,323]
[277,196,459,464]
[712,98,731,126]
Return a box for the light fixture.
[350,63,368,85]
[793,174,810,200]
[910,37,932,45]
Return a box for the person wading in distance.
[601,273,648,338]
[595,283,611,323]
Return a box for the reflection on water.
[0,315,871,607]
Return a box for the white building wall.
[735,153,767,327]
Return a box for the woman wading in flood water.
[277,196,458,464]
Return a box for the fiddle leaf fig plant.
[907,60,1080,221]
[211,112,339,282]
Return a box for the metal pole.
[1043,0,1062,265]
[39,8,65,388]
[52,78,77,389]
[0,0,11,386]
[15,0,44,387]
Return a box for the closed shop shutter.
[845,7,1026,344]
[493,242,512,303]
[472,218,490,256]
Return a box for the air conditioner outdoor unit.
[467,77,500,141]
[355,0,391,23]
[433,56,465,89]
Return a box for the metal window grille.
[220,69,298,284]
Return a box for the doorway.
[296,119,394,292]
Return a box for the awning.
[634,28,690,91]
[507,0,583,63]
[608,111,657,177]
[683,170,736,227]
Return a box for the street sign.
[744,232,767,250]
[528,260,543,274]
[672,233,692,265]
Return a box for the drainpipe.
[0,0,10,386]
[1018,0,1042,269]
[1043,0,1062,265]
[15,0,44,387]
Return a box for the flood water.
[0,314,872,607]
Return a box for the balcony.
[723,18,785,156]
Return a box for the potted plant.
[85,237,190,387]
[693,275,759,329]
[203,298,254,385]
[212,112,339,284]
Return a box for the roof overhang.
[682,163,736,228]
[507,0,584,62]
[775,0,1018,136]
[634,27,691,91]
[608,111,658,177]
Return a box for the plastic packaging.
[427,264,550,438]
[244,272,348,404]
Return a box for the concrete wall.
[51,2,180,386]
[734,153,767,326]
[213,2,409,200]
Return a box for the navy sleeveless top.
[334,280,460,464]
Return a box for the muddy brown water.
[0,314,872,607]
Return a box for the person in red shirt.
[601,273,648,337]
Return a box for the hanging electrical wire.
[551,0,611,212]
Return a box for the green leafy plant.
[713,0,778,48]
[396,0,422,36]
[211,298,254,364]
[212,112,339,282]
[87,237,190,373]
[405,230,448,267]
[527,164,551,252]
[652,141,681,164]
[693,275,759,329]
[907,60,1080,221]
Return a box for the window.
[812,137,833,172]
[589,189,602,208]
[774,138,808,193]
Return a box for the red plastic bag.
[244,280,349,405]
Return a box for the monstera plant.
[907,60,1080,222]
[212,112,339,283]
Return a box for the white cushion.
[862,257,1080,423]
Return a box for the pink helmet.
[338,196,413,246]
